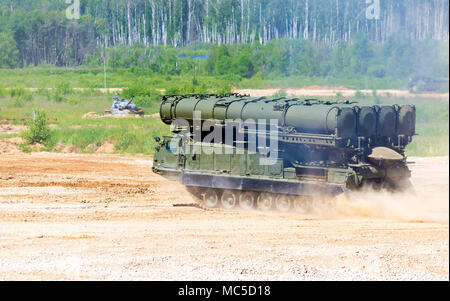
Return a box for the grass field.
[0,67,418,91]
[0,94,169,155]
[0,67,232,91]
[0,69,448,157]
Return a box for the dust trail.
[321,188,448,222]
[175,181,449,222]
[304,157,449,222]
[172,157,449,222]
[305,180,448,222]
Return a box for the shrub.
[165,86,180,95]
[54,81,73,95]
[52,90,66,102]
[121,84,162,106]
[67,97,81,105]
[273,89,287,98]
[215,84,232,95]
[180,84,209,94]
[10,88,21,98]
[122,85,159,98]
[35,88,50,97]
[117,132,138,152]
[13,98,25,107]
[133,96,153,107]
[22,109,51,144]
[10,88,33,103]
[251,72,265,81]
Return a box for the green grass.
[0,94,170,155]
[0,67,234,90]
[0,133,18,139]
[0,78,447,157]
[405,102,449,157]
[0,66,419,91]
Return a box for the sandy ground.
[0,153,448,280]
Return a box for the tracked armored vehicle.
[105,95,144,115]
[152,94,416,212]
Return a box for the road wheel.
[221,190,238,210]
[294,197,312,214]
[239,191,256,210]
[275,195,294,212]
[203,189,219,208]
[257,193,274,211]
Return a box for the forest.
[0,0,448,84]
[0,0,448,157]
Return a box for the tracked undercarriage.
[185,186,319,213]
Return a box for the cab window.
[166,139,179,153]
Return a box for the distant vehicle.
[152,94,416,212]
[105,95,144,115]
[407,76,449,92]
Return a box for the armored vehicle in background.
[105,95,144,115]
[407,76,449,92]
[152,94,416,212]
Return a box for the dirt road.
[233,88,449,100]
[14,87,450,99]
[0,153,448,280]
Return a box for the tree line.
[80,35,448,82]
[0,0,448,77]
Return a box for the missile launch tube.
[159,95,415,139]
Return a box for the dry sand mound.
[82,112,153,119]
[55,141,114,154]
[0,124,27,135]
[0,137,46,154]
[0,140,21,154]
[5,137,25,144]
[54,144,81,153]
[82,112,102,119]
[96,141,115,153]
[0,137,26,154]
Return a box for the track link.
[183,186,336,213]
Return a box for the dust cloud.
[322,188,449,222]
[311,157,449,222]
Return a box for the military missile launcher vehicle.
[152,93,416,212]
